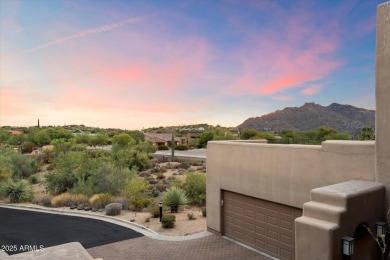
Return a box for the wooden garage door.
[223,191,302,260]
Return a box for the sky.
[0,0,385,129]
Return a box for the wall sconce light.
[376,222,387,237]
[341,236,354,256]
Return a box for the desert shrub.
[162,214,176,228]
[139,171,151,178]
[175,144,188,151]
[45,172,78,195]
[156,173,165,179]
[148,179,158,185]
[105,203,122,216]
[155,183,168,192]
[89,193,113,209]
[51,193,88,207]
[0,180,32,203]
[181,171,206,206]
[0,167,12,183]
[28,174,39,184]
[145,217,150,223]
[163,187,188,213]
[157,145,169,151]
[147,187,159,197]
[72,165,135,197]
[187,212,196,220]
[47,164,55,171]
[201,207,207,217]
[113,197,129,210]
[32,194,53,207]
[121,175,148,207]
[159,167,167,173]
[179,163,190,169]
[10,153,38,179]
[148,201,161,218]
[132,197,153,211]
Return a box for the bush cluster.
[187,212,196,220]
[89,193,113,209]
[174,144,188,151]
[148,201,161,218]
[201,207,207,217]
[105,203,122,216]
[161,214,176,228]
[157,145,169,150]
[51,193,88,207]
[180,171,206,206]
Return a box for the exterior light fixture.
[159,202,163,223]
[341,236,354,256]
[376,222,387,237]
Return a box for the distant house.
[186,132,201,147]
[144,133,185,147]
[7,130,23,135]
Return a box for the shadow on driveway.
[0,207,143,255]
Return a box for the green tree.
[358,126,375,140]
[90,133,109,146]
[51,138,74,153]
[180,171,206,206]
[240,129,259,140]
[127,131,144,143]
[112,134,134,147]
[197,131,214,148]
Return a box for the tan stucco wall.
[376,1,390,204]
[206,140,375,233]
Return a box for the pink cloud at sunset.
[228,7,344,97]
[301,85,322,96]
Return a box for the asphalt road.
[0,207,143,255]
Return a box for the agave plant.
[0,181,32,203]
[163,187,188,213]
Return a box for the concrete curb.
[0,203,211,241]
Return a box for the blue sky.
[0,0,384,129]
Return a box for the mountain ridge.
[237,103,375,136]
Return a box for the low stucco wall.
[206,140,376,233]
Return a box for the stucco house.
[144,133,186,147]
[206,2,390,259]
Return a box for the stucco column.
[376,2,390,204]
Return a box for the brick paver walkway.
[87,235,271,260]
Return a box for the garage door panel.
[255,212,266,222]
[280,219,293,230]
[280,233,293,245]
[267,229,279,241]
[223,190,302,260]
[255,225,266,236]
[267,243,279,256]
[256,239,267,250]
[244,208,255,218]
[267,215,279,226]
[281,249,293,260]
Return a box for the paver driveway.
[87,235,272,260]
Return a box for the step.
[302,201,346,224]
